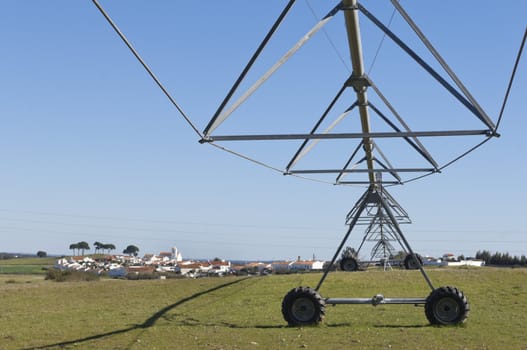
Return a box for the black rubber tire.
[425,286,470,325]
[403,253,423,270]
[282,287,325,326]
[340,256,359,271]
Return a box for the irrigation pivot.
[204,0,521,326]
[282,0,474,326]
[92,0,526,327]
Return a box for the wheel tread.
[403,254,423,270]
[340,257,359,271]
[282,286,325,326]
[425,285,469,325]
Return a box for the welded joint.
[341,5,359,11]
[362,141,375,152]
[346,75,371,93]
[486,130,501,138]
[199,137,213,144]
[372,294,385,306]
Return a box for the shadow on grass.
[324,319,430,328]
[22,277,250,350]
[373,324,430,329]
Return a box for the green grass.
[0,257,55,274]
[0,265,48,274]
[0,257,57,265]
[0,268,526,349]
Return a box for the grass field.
[0,257,55,275]
[1,267,526,350]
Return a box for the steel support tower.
[281,0,470,326]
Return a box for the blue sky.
[0,1,525,261]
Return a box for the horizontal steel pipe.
[207,130,490,141]
[325,297,427,305]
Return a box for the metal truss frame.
[316,183,434,292]
[89,0,524,326]
[201,0,498,187]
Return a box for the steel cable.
[91,0,203,139]
[91,2,523,188]
[495,25,527,132]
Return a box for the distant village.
[55,246,327,278]
[54,246,484,278]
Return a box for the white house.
[244,262,270,274]
[271,261,294,273]
[178,261,211,277]
[447,260,484,267]
[209,260,231,276]
[290,260,325,272]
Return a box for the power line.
[0,216,340,233]
[0,209,344,232]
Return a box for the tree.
[475,250,527,266]
[69,243,79,256]
[341,246,357,259]
[94,241,103,254]
[390,250,406,260]
[105,243,116,254]
[94,242,116,255]
[123,245,139,257]
[77,241,90,256]
[36,251,47,258]
[475,250,491,265]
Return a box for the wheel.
[403,253,423,270]
[340,256,359,271]
[282,287,325,326]
[425,286,469,325]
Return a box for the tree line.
[68,241,140,257]
[339,247,527,267]
[475,250,527,266]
